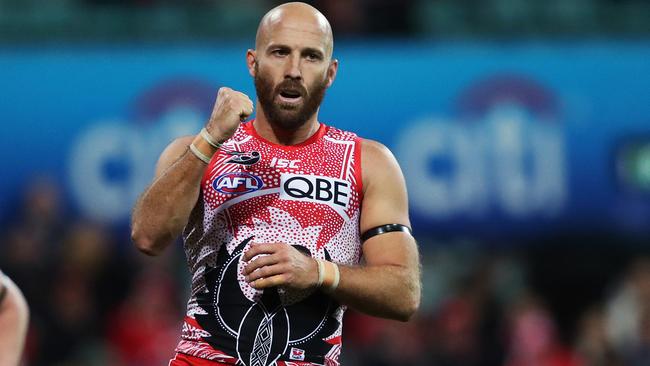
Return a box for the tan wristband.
[190,133,218,164]
[316,259,340,292]
[200,128,223,149]
[315,258,325,287]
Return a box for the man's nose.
[285,54,302,80]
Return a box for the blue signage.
[1,42,649,238]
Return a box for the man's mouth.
[277,89,303,104]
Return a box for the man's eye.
[273,49,289,56]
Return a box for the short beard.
[254,65,328,130]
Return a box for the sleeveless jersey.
[175,121,363,366]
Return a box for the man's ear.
[246,49,257,77]
[326,58,339,88]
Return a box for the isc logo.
[213,172,264,195]
[270,157,300,168]
[280,173,350,209]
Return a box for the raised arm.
[130,135,203,256]
[131,87,253,256]
[0,273,29,366]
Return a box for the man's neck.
[253,105,321,145]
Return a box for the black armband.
[360,224,412,243]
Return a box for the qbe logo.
[213,172,264,195]
[280,173,350,209]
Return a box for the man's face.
[254,61,328,130]
[249,19,336,130]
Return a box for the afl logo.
[213,172,264,195]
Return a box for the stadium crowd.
[2,178,649,365]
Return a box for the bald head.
[255,2,334,57]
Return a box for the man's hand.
[206,87,254,141]
[242,243,319,290]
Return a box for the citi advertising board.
[0,42,648,239]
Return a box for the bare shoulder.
[162,135,194,156]
[361,138,395,163]
[360,138,403,192]
[155,135,195,178]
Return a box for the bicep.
[359,139,410,234]
[154,136,194,179]
[359,140,417,267]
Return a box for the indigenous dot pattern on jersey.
[177,121,363,365]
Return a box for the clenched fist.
[206,87,254,142]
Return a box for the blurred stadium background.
[1,0,649,365]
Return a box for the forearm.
[330,263,421,321]
[131,149,206,255]
[0,277,29,366]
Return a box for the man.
[0,271,29,366]
[131,2,421,365]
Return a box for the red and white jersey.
[176,121,363,366]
